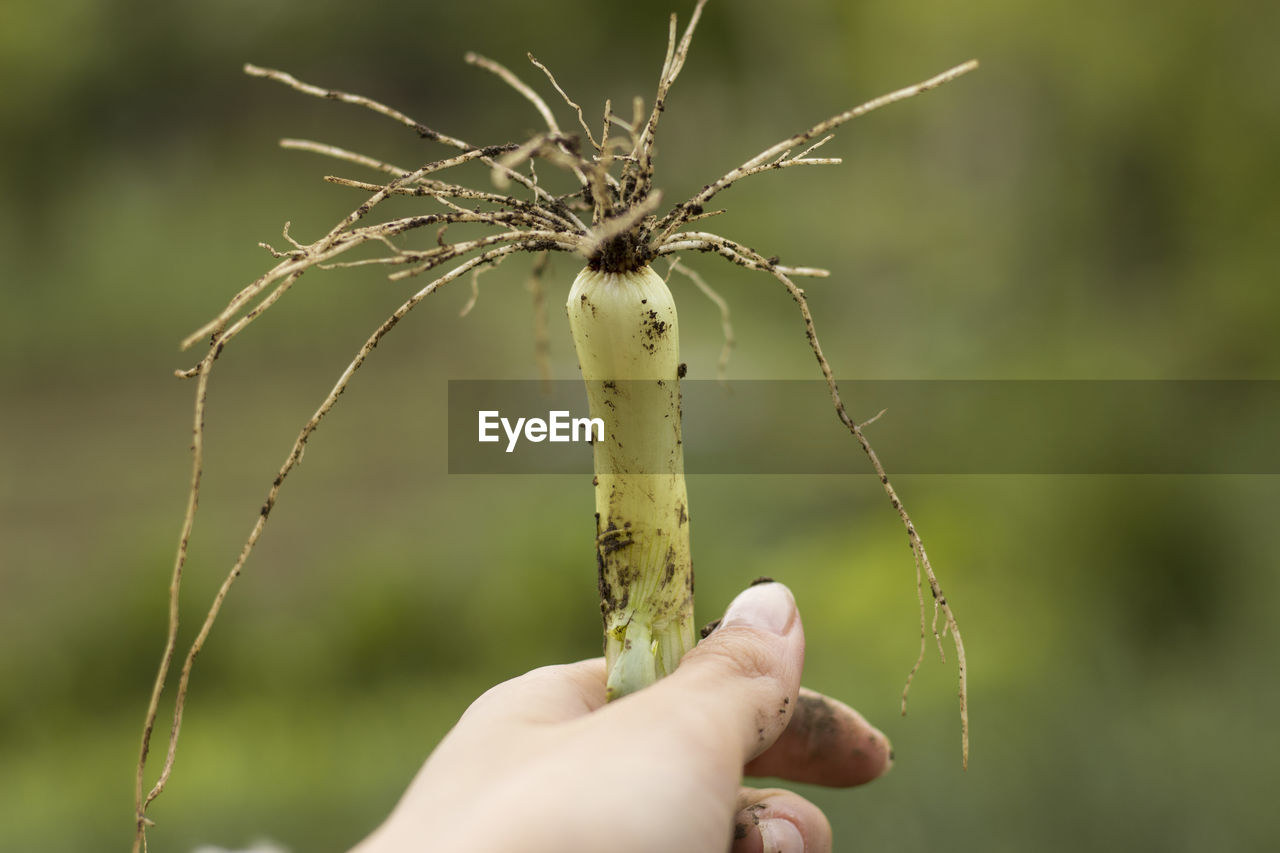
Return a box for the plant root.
[135,3,976,846]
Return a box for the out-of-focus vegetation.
[2,0,1277,850]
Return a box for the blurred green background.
[2,0,1278,850]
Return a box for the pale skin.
[350,582,893,853]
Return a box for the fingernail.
[758,817,805,853]
[720,582,796,636]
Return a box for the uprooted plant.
[133,1,975,848]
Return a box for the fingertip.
[655,582,805,760]
[606,583,805,778]
[743,689,893,787]
[731,789,832,853]
[718,581,800,637]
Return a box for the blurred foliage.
[1,0,1278,851]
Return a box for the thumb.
[643,581,806,765]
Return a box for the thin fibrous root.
[528,53,601,150]
[772,258,970,769]
[139,240,539,827]
[526,251,553,387]
[280,138,407,176]
[658,230,829,278]
[465,51,589,187]
[466,51,565,138]
[655,59,978,242]
[663,231,970,768]
[629,0,710,204]
[321,176,571,227]
[459,250,515,317]
[133,358,209,850]
[245,63,588,229]
[666,258,735,381]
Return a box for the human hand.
[350,581,892,853]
